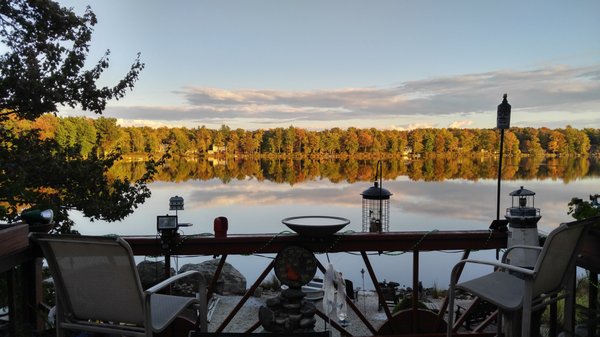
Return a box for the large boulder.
[136,260,175,290]
[179,259,246,295]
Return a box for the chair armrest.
[450,258,535,285]
[501,245,543,263]
[145,270,202,294]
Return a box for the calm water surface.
[70,158,600,290]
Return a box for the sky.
[55,0,600,131]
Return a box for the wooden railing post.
[589,272,598,337]
[6,258,43,336]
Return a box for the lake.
[70,156,600,290]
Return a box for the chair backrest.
[32,234,146,325]
[532,216,598,297]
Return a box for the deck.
[0,224,598,336]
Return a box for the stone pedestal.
[259,287,317,333]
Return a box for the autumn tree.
[0,0,151,228]
[547,130,567,155]
[32,113,60,140]
[321,128,342,155]
[284,126,296,154]
[342,127,359,155]
[241,129,260,155]
[126,127,145,153]
[434,129,447,153]
[583,128,600,154]
[475,129,498,154]
[306,131,321,155]
[141,126,162,154]
[458,130,476,154]
[503,130,521,156]
[408,129,424,155]
[371,128,384,153]
[357,129,373,153]
[55,116,97,158]
[265,128,284,154]
[519,128,544,156]
[422,129,436,155]
[95,117,123,155]
[193,126,213,155]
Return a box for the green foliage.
[568,196,600,221]
[0,0,144,120]
[393,297,429,313]
[0,127,158,229]
[540,276,596,330]
[430,281,442,299]
[0,0,153,230]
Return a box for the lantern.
[361,161,392,232]
[169,195,184,211]
[496,93,511,129]
[505,186,542,268]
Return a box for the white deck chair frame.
[446,216,598,337]
[31,234,208,337]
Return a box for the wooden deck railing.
[0,226,597,336]
[125,230,507,336]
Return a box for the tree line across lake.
[6,114,599,159]
[111,156,597,185]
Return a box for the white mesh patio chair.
[31,233,208,337]
[446,216,598,337]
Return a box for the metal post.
[496,128,505,220]
[377,160,383,232]
[496,93,511,221]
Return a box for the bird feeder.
[361,162,392,232]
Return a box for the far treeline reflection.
[110,156,599,184]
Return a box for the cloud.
[448,120,474,128]
[97,64,600,129]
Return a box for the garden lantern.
[361,161,392,232]
[505,186,542,268]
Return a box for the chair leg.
[521,293,533,337]
[447,283,455,337]
[564,264,576,333]
[197,281,208,333]
[55,296,65,337]
[496,311,502,337]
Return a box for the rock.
[283,302,302,311]
[266,297,281,308]
[179,259,246,295]
[281,288,305,300]
[299,317,316,329]
[300,301,316,316]
[259,306,275,330]
[288,313,302,324]
[136,260,175,290]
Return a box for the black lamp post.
[361,161,392,232]
[496,94,511,220]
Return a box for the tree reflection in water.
[110,156,598,184]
